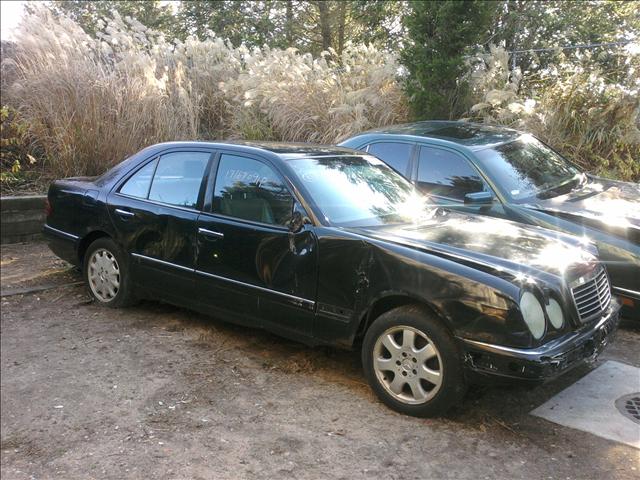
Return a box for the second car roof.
[347,120,523,151]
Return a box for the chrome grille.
[571,267,612,323]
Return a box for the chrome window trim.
[114,192,202,214]
[131,253,315,308]
[282,154,374,160]
[43,224,79,241]
[198,210,290,232]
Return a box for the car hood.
[524,177,640,239]
[349,210,597,280]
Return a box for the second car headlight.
[546,298,564,329]
[520,291,546,339]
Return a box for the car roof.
[98,140,364,190]
[148,140,358,158]
[349,120,523,150]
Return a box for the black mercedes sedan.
[339,122,640,319]
[43,141,620,417]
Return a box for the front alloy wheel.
[362,305,466,417]
[373,326,443,405]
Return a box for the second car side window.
[417,146,486,200]
[366,142,412,176]
[148,152,210,209]
[213,154,294,226]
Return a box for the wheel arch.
[353,293,453,347]
[77,230,112,265]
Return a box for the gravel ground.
[1,241,639,480]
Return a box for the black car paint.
[339,123,640,318]
[43,141,620,383]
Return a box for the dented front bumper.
[458,302,621,383]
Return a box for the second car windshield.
[474,135,583,202]
[287,155,433,226]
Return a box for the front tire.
[83,237,136,308]
[362,305,466,417]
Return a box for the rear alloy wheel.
[88,248,120,302]
[83,238,136,308]
[362,305,466,417]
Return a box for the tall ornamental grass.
[465,45,640,181]
[3,10,636,182]
[2,8,407,177]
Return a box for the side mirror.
[464,191,493,205]
[288,211,305,234]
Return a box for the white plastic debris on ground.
[531,360,640,449]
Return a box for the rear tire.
[83,237,136,308]
[362,304,466,417]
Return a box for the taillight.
[45,198,52,217]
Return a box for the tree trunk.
[337,1,346,55]
[286,0,293,45]
[316,1,332,52]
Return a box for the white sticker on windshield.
[511,189,520,196]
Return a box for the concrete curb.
[0,281,84,298]
[0,195,47,244]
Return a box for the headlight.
[519,291,546,339]
[546,298,564,329]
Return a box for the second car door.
[195,152,318,338]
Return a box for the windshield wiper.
[537,174,582,199]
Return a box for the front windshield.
[474,135,583,202]
[287,155,433,227]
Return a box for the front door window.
[213,154,294,225]
[417,146,486,201]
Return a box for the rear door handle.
[198,227,224,240]
[115,208,135,218]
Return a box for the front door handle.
[198,227,224,240]
[115,208,135,218]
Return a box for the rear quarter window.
[119,159,157,198]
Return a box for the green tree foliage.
[176,1,285,47]
[491,0,640,79]
[47,1,406,55]
[401,0,498,120]
[47,0,176,37]
[176,1,405,54]
[295,1,406,55]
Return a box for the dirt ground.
[1,241,639,480]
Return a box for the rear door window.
[147,152,210,209]
[417,146,486,200]
[366,142,413,176]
